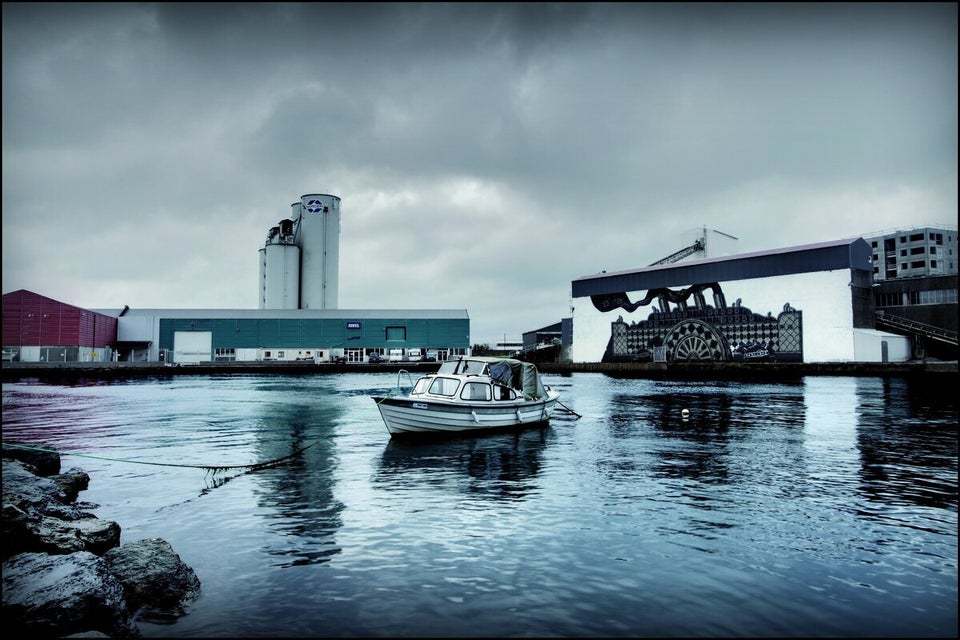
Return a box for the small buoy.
[681,408,690,418]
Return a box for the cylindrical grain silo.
[259,218,301,309]
[296,193,341,310]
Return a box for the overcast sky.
[3,3,957,346]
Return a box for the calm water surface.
[2,372,957,638]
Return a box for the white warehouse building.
[570,236,911,364]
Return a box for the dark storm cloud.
[2,2,956,344]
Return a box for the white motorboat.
[373,356,561,437]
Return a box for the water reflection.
[250,383,346,568]
[855,377,959,512]
[604,381,808,488]
[376,427,553,500]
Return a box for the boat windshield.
[411,377,431,395]
[437,359,489,376]
[437,361,459,374]
[462,360,488,375]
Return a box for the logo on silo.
[306,199,328,214]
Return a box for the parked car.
[368,353,383,363]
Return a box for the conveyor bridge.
[875,311,957,347]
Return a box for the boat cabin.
[411,372,522,402]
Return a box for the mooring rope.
[1,439,328,474]
[556,401,582,419]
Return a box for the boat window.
[428,376,460,396]
[494,385,517,401]
[412,378,431,395]
[461,382,491,401]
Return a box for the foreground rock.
[104,538,201,620]
[2,550,140,638]
[2,444,201,637]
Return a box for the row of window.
[875,245,953,259]
[876,288,958,307]
[414,377,520,402]
[874,259,954,273]
[870,232,951,247]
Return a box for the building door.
[173,331,212,364]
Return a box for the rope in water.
[556,401,582,419]
[1,439,327,474]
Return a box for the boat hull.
[373,392,560,436]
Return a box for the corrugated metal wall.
[158,317,469,351]
[2,290,117,348]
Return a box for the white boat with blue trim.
[373,356,561,437]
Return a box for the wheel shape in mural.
[666,319,729,361]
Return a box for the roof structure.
[572,237,873,298]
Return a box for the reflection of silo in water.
[259,218,300,309]
[296,193,340,310]
[254,391,344,566]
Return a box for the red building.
[2,290,118,362]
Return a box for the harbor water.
[2,372,957,637]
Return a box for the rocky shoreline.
[2,444,200,638]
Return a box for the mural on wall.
[591,282,803,362]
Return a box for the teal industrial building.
[112,307,470,364]
[1,290,470,364]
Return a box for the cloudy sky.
[3,3,956,346]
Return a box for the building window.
[900,249,907,256]
[910,247,925,255]
[918,289,958,304]
[910,233,924,241]
[910,261,926,269]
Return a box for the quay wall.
[1,360,956,383]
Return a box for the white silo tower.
[295,193,341,310]
[258,218,300,309]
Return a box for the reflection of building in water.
[606,380,809,488]
[607,283,802,362]
[854,377,959,511]
[254,397,345,567]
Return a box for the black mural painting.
[591,283,803,363]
